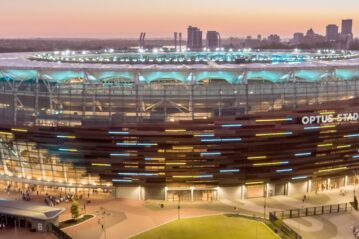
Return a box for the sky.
[0,0,358,38]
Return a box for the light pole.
[353,170,357,196]
[255,216,258,239]
[263,186,267,220]
[97,207,110,239]
[299,196,305,235]
[177,193,181,220]
[100,216,107,239]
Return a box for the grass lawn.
[131,215,278,239]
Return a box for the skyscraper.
[341,19,353,49]
[187,26,202,50]
[342,19,353,35]
[206,31,220,49]
[292,32,304,45]
[326,24,339,41]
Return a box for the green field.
[131,215,278,239]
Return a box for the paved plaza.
[1,186,359,239]
[62,188,359,239]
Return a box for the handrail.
[272,202,351,219]
[269,212,302,239]
[49,224,72,239]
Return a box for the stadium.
[1,49,359,201]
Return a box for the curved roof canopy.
[0,52,359,84]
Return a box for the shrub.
[71,201,80,219]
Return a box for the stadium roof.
[0,52,359,72]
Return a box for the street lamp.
[298,196,305,235]
[353,170,357,196]
[101,218,107,239]
[177,193,181,220]
[255,216,258,239]
[263,186,267,220]
[96,207,111,239]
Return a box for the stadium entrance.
[165,187,218,201]
[246,184,265,198]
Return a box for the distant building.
[326,24,339,41]
[244,36,261,48]
[302,28,326,45]
[342,19,353,35]
[222,37,246,48]
[267,34,281,44]
[206,31,220,49]
[306,28,315,36]
[340,19,354,49]
[291,32,304,45]
[187,26,202,50]
[289,28,326,47]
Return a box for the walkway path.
[1,186,358,239]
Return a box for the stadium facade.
[1,49,359,201]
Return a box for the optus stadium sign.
[301,112,359,125]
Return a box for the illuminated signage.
[301,113,359,125]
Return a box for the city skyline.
[0,0,358,38]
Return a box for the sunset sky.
[0,0,358,38]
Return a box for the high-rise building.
[292,32,304,45]
[342,19,353,35]
[187,26,202,50]
[206,31,220,49]
[340,19,354,49]
[326,24,339,41]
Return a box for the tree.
[71,201,80,219]
[350,40,359,50]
